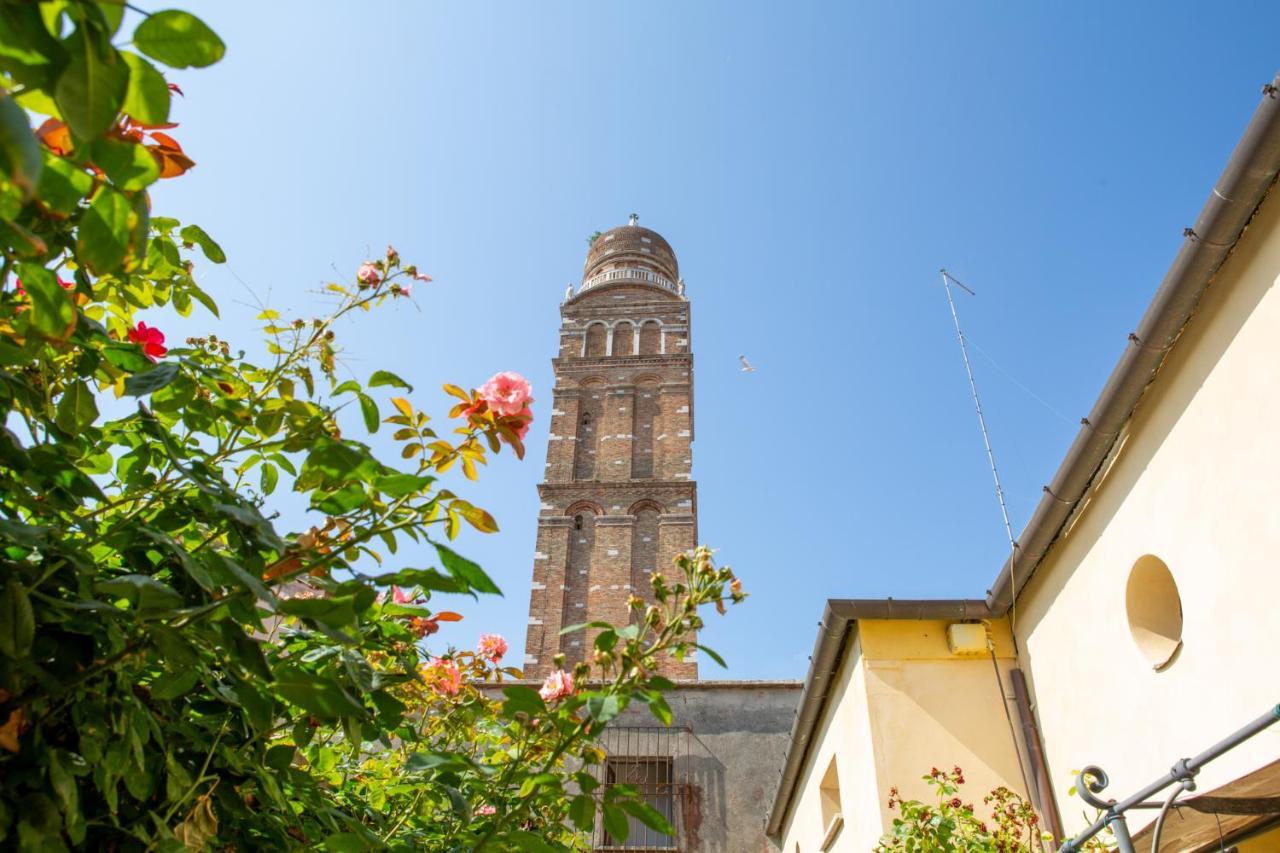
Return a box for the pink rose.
[477,633,507,663]
[357,262,380,285]
[475,804,496,816]
[539,669,575,703]
[478,372,533,417]
[430,657,462,696]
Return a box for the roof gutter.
[988,74,1280,612]
[765,598,992,837]
[766,74,1280,841]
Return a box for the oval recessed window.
[1125,555,1183,671]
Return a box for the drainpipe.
[1010,668,1064,846]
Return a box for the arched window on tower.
[562,506,597,665]
[632,377,660,478]
[613,322,634,357]
[585,323,607,357]
[630,505,661,602]
[638,320,661,355]
[573,401,601,480]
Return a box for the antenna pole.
[938,270,1019,567]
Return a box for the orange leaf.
[151,146,196,178]
[149,131,183,151]
[263,553,301,581]
[433,611,464,622]
[0,707,27,754]
[35,119,71,156]
[391,397,413,418]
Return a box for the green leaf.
[17,263,76,340]
[602,803,630,844]
[179,223,226,263]
[95,574,183,614]
[264,744,295,772]
[372,472,433,498]
[123,361,178,396]
[150,668,198,699]
[586,693,622,724]
[506,831,561,853]
[101,339,150,370]
[696,643,728,668]
[133,10,226,69]
[404,751,473,774]
[91,136,159,191]
[569,794,596,831]
[312,482,369,515]
[501,685,545,718]
[647,692,673,726]
[0,94,42,196]
[278,596,356,629]
[120,51,169,125]
[48,750,84,844]
[55,31,129,140]
[434,541,501,596]
[77,184,133,274]
[320,833,371,852]
[368,370,412,391]
[619,797,675,837]
[273,675,365,719]
[0,577,35,659]
[55,380,99,433]
[370,567,462,594]
[357,392,379,433]
[35,153,93,215]
[260,462,278,495]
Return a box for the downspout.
[987,74,1280,613]
[1011,668,1065,846]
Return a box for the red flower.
[128,321,167,362]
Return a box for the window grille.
[592,726,689,851]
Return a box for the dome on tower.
[583,217,680,284]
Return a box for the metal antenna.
[938,270,1019,628]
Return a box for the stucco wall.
[778,634,880,852]
[778,621,1026,852]
[610,681,801,852]
[1015,187,1280,827]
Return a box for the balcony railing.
[579,267,678,296]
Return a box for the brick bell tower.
[523,216,698,681]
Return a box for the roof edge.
[767,71,1280,841]
[765,598,992,837]
[988,74,1280,613]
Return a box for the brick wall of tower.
[523,244,699,681]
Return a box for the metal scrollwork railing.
[1059,704,1279,853]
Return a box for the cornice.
[538,480,697,496]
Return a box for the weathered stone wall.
[609,682,803,852]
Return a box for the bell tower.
[523,218,698,680]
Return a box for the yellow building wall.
[777,633,887,853]
[779,620,1028,851]
[1014,187,1280,832]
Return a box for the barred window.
[600,757,675,849]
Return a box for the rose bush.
[0,4,744,850]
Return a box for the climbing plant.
[0,4,744,850]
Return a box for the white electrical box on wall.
[946,622,989,656]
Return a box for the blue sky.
[150,2,1277,679]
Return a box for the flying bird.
[739,355,756,373]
